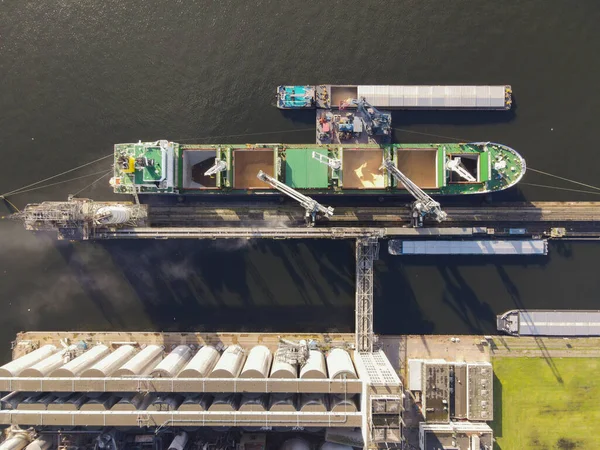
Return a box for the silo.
[147,394,184,411]
[0,345,57,377]
[326,348,357,379]
[240,346,272,378]
[113,345,163,376]
[178,346,220,378]
[209,345,246,378]
[239,394,268,411]
[0,436,30,450]
[178,393,213,411]
[150,345,192,377]
[299,394,329,412]
[25,436,52,450]
[207,394,240,411]
[80,393,119,411]
[330,395,358,412]
[111,393,152,411]
[20,346,77,377]
[48,393,87,411]
[280,438,310,450]
[81,345,136,377]
[270,349,297,378]
[269,394,297,412]
[50,345,110,377]
[167,432,188,450]
[299,350,327,379]
[16,393,57,411]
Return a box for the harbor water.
[1,0,599,361]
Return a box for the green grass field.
[493,357,600,449]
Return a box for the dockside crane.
[381,158,447,227]
[256,170,334,226]
[341,97,392,137]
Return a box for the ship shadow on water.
[93,239,357,334]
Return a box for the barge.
[497,309,600,336]
[111,141,525,196]
[277,84,512,110]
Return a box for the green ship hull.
[111,142,525,196]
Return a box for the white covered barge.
[497,309,600,336]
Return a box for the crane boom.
[382,158,447,226]
[312,151,341,170]
[204,159,227,176]
[257,170,334,225]
[446,157,476,182]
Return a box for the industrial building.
[419,422,493,450]
[0,332,402,450]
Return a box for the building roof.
[467,362,493,421]
[422,362,450,422]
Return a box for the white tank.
[147,394,184,411]
[269,394,297,412]
[0,436,30,450]
[178,346,220,378]
[150,345,192,377]
[111,393,151,411]
[178,393,212,411]
[207,394,240,411]
[50,345,110,377]
[299,350,327,379]
[95,206,132,224]
[113,345,163,376]
[330,395,358,412]
[209,345,246,378]
[239,394,268,411]
[326,348,357,379]
[47,393,87,411]
[168,432,188,450]
[20,345,76,377]
[24,436,52,450]
[0,345,57,377]
[81,345,136,377]
[299,394,328,412]
[80,393,118,411]
[240,345,272,378]
[17,393,56,410]
[280,438,310,450]
[270,349,297,378]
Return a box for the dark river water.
[1,0,600,361]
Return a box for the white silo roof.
[209,345,246,378]
[50,345,110,378]
[0,345,57,377]
[178,346,220,378]
[299,350,327,379]
[240,345,272,378]
[81,345,136,377]
[150,345,192,377]
[326,348,357,379]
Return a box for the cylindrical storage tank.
[81,345,136,377]
[48,393,87,411]
[111,393,152,411]
[326,348,357,379]
[177,346,219,378]
[240,346,272,378]
[300,394,328,412]
[147,394,184,411]
[17,394,57,411]
[209,345,246,378]
[330,395,358,412]
[269,394,297,412]
[207,394,240,411]
[0,436,30,450]
[178,393,212,411]
[80,393,118,411]
[270,349,297,378]
[150,345,192,377]
[280,438,310,450]
[20,346,77,377]
[239,394,268,412]
[50,345,110,377]
[113,345,163,376]
[299,350,327,379]
[168,432,188,450]
[95,206,132,225]
[0,345,57,377]
[25,436,52,450]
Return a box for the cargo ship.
[277,84,513,110]
[497,309,600,336]
[111,141,525,196]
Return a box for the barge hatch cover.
[389,239,548,255]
